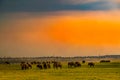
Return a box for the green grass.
[0,62,120,80]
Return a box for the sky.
[0,0,120,57]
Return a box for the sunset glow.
[0,0,120,57]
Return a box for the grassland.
[0,62,120,80]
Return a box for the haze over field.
[0,0,120,57]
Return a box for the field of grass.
[0,62,120,80]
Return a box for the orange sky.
[0,11,120,56]
[1,11,120,46]
[46,18,120,46]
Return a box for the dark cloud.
[0,0,119,13]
